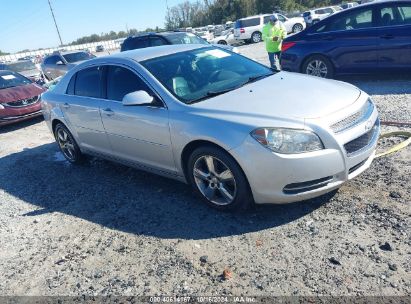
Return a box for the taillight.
[240,28,245,34]
[282,42,296,52]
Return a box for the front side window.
[44,55,60,65]
[150,37,167,47]
[141,47,273,104]
[328,8,373,31]
[106,66,151,101]
[74,66,101,98]
[63,52,95,63]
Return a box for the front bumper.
[230,112,380,204]
[0,103,42,126]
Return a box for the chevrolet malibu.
[41,45,380,211]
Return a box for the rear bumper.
[280,52,303,73]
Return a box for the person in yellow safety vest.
[262,14,287,72]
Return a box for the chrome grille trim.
[344,119,380,157]
[4,95,39,108]
[331,99,374,133]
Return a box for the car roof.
[124,31,190,40]
[106,44,209,63]
[238,14,270,20]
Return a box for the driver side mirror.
[122,90,154,106]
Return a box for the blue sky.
[0,0,190,53]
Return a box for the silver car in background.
[41,45,380,211]
[41,50,95,81]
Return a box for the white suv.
[234,14,306,43]
[302,6,342,25]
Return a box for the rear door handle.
[380,34,394,39]
[101,108,114,116]
[62,103,70,109]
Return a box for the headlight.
[0,104,4,110]
[251,128,324,154]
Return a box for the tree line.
[165,0,344,29]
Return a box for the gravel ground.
[0,43,410,297]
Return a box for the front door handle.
[101,108,114,116]
[380,34,394,39]
[62,103,70,109]
[322,35,334,41]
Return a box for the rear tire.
[251,31,262,43]
[302,55,334,78]
[54,123,84,164]
[217,40,227,45]
[187,146,253,212]
[292,23,304,33]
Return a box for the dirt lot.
[0,43,410,297]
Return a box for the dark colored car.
[0,70,45,126]
[281,0,411,78]
[120,31,238,53]
[0,60,45,85]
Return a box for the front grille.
[283,176,333,195]
[344,119,379,156]
[5,95,39,108]
[349,158,368,175]
[331,99,374,133]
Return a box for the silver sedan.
[41,45,380,211]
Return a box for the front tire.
[54,123,84,164]
[302,55,334,78]
[217,40,227,45]
[251,31,262,43]
[187,146,253,212]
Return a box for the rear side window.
[380,4,411,26]
[74,66,101,98]
[106,66,151,101]
[238,18,260,28]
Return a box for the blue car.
[281,0,411,78]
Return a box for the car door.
[309,6,378,73]
[61,66,112,155]
[376,3,411,69]
[99,65,176,173]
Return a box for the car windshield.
[5,61,36,72]
[0,71,32,89]
[166,33,208,45]
[62,51,95,63]
[141,47,274,104]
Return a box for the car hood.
[192,71,361,121]
[19,69,41,78]
[0,83,45,103]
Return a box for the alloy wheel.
[193,155,237,206]
[252,33,262,43]
[306,59,328,78]
[293,24,303,33]
[56,128,76,161]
